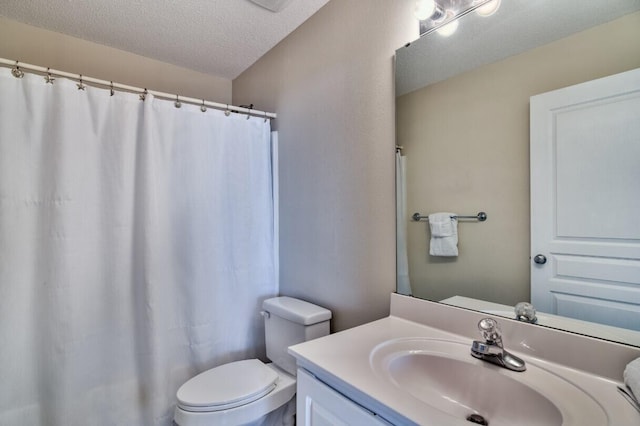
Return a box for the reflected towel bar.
[412,212,487,222]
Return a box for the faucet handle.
[473,317,526,372]
[477,317,501,342]
[515,302,537,323]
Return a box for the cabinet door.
[297,369,391,426]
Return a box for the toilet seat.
[174,363,297,426]
[177,359,278,412]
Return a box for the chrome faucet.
[470,318,526,372]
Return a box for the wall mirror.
[395,0,640,346]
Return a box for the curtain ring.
[11,60,24,78]
[139,88,147,101]
[264,111,268,123]
[174,94,182,108]
[77,74,86,91]
[45,67,55,84]
[110,81,115,97]
[200,100,207,112]
[224,104,231,116]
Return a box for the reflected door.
[530,68,640,330]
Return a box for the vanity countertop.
[289,313,640,425]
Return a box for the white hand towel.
[428,213,458,256]
[624,357,640,401]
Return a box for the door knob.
[533,254,547,265]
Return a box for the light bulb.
[475,0,501,17]
[436,12,459,36]
[414,0,436,20]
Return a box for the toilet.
[174,296,331,426]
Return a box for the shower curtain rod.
[0,58,277,119]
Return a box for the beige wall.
[397,12,640,305]
[233,1,417,331]
[0,16,231,102]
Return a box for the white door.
[530,68,640,331]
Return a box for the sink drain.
[466,413,489,425]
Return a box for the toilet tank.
[262,296,331,376]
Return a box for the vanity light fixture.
[414,0,435,20]
[414,0,446,21]
[475,0,501,17]
[417,0,500,37]
[436,10,459,36]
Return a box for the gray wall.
[233,0,417,331]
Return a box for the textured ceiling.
[396,0,640,96]
[0,0,330,80]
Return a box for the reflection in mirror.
[414,0,502,37]
[395,0,640,346]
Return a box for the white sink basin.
[370,338,607,426]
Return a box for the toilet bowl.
[174,361,296,426]
[174,297,331,426]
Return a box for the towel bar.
[412,212,487,222]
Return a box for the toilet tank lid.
[263,296,331,325]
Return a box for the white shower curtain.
[0,68,277,425]
[396,151,412,296]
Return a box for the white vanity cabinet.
[288,296,640,426]
[296,368,391,426]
